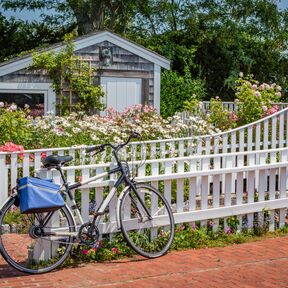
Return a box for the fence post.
[0,154,7,206]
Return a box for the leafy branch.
[31,34,105,115]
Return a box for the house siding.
[0,40,157,108]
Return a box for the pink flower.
[252,84,257,90]
[254,91,261,97]
[82,249,89,255]
[262,105,279,117]
[262,105,268,112]
[259,84,265,90]
[112,247,119,254]
[231,112,238,121]
[0,142,24,152]
[225,227,232,235]
[190,223,196,230]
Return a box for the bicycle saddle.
[42,155,73,167]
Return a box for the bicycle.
[0,133,175,274]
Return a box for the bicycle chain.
[33,224,100,247]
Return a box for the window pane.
[0,92,44,116]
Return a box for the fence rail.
[30,146,288,234]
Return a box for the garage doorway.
[101,77,142,114]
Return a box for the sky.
[279,0,288,9]
[1,0,288,22]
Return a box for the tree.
[0,13,74,61]
[1,0,137,35]
[1,0,288,103]
[130,0,288,99]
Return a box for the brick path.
[1,236,288,288]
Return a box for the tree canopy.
[1,0,287,110]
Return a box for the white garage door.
[101,77,142,114]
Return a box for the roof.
[0,30,170,77]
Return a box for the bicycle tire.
[0,196,75,274]
[119,183,174,258]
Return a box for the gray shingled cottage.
[0,31,170,115]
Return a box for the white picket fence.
[1,143,288,233]
[35,146,288,234]
[1,106,288,233]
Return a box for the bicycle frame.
[52,160,151,238]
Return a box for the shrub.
[208,97,237,131]
[235,75,282,126]
[0,103,33,147]
[187,75,283,131]
[161,67,206,118]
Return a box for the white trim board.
[153,64,161,113]
[0,31,170,77]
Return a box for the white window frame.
[0,82,56,114]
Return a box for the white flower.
[9,104,17,111]
[72,127,82,134]
[0,102,4,108]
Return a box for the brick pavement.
[1,236,288,288]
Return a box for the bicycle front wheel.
[0,197,75,274]
[119,183,174,258]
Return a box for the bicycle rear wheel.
[119,183,174,258]
[0,196,75,274]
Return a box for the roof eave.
[0,31,170,77]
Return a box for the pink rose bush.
[234,75,282,126]
[184,75,284,131]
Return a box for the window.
[0,92,45,116]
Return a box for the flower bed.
[0,104,197,150]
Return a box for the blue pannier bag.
[18,177,64,214]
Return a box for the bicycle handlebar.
[85,132,141,154]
